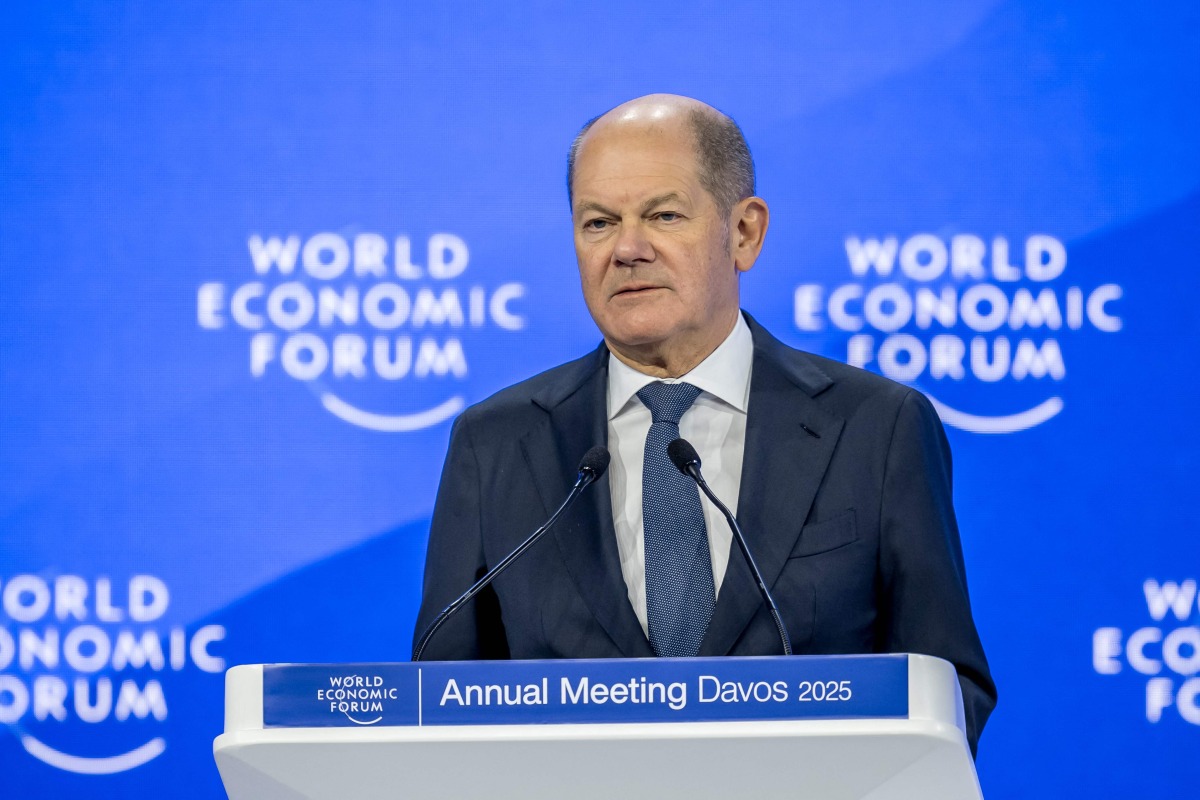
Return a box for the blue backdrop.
[2,2,1197,796]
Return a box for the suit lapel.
[521,345,653,659]
[700,316,845,656]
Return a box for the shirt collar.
[607,313,754,421]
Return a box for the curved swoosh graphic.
[22,735,166,775]
[344,714,383,725]
[924,393,1064,434]
[321,393,465,432]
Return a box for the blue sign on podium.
[262,655,909,728]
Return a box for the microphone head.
[578,446,611,479]
[667,438,701,475]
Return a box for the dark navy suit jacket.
[415,313,996,753]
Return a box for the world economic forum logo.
[316,672,400,725]
[197,230,527,432]
[794,233,1123,434]
[0,573,225,774]
[1093,579,1200,725]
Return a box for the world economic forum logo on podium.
[317,672,400,725]
[262,665,413,728]
[794,232,1123,434]
[197,230,528,432]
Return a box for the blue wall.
[2,2,1197,796]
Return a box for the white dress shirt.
[606,314,754,636]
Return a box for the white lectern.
[214,654,982,799]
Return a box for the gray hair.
[566,105,756,215]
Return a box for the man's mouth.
[613,284,662,298]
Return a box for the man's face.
[570,118,742,366]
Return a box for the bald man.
[415,95,996,754]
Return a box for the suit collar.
[522,343,654,658]
[530,342,609,412]
[741,311,834,398]
[699,313,845,656]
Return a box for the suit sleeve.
[879,389,997,756]
[412,414,510,660]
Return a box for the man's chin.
[601,327,680,360]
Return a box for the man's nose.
[612,222,654,266]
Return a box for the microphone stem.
[412,472,595,662]
[690,468,793,657]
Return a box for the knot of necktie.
[636,381,702,425]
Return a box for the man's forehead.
[582,107,693,151]
[573,122,699,189]
[571,152,702,216]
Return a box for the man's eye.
[657,212,680,222]
[585,219,610,231]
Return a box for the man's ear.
[731,197,769,273]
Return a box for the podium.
[214,654,982,799]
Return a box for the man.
[415,94,996,752]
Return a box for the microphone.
[667,438,793,656]
[412,446,610,661]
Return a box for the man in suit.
[415,94,996,752]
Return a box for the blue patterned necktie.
[637,381,715,658]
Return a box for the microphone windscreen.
[578,445,611,478]
[667,438,701,474]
